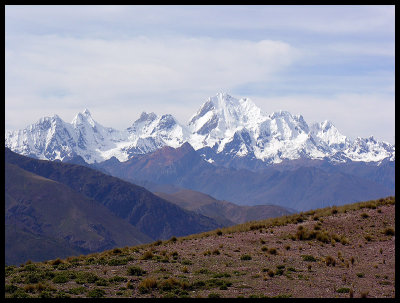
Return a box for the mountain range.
[92,142,394,211]
[5,92,395,169]
[5,148,293,265]
[5,92,395,212]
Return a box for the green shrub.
[142,250,154,260]
[55,291,71,298]
[24,273,42,284]
[153,240,163,246]
[240,254,252,260]
[159,277,188,292]
[50,258,63,266]
[52,273,70,284]
[364,234,373,241]
[268,248,277,255]
[212,272,231,278]
[181,259,192,265]
[360,213,369,219]
[85,257,96,265]
[108,276,127,283]
[39,290,53,298]
[112,248,123,254]
[195,268,210,275]
[138,278,158,293]
[95,278,109,286]
[340,236,349,245]
[56,263,72,270]
[75,272,99,284]
[127,266,146,276]
[68,286,87,295]
[24,284,37,293]
[336,287,350,293]
[108,258,128,266]
[87,288,106,298]
[5,284,19,294]
[5,265,16,277]
[383,227,395,236]
[23,264,39,272]
[325,256,336,267]
[208,293,221,298]
[302,255,317,262]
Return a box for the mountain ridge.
[94,143,394,211]
[5,148,224,242]
[5,93,395,167]
[5,162,152,265]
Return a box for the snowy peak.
[5,93,395,165]
[310,120,349,149]
[71,108,96,128]
[188,92,266,151]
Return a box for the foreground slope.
[5,197,395,298]
[5,163,152,265]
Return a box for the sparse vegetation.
[336,287,350,293]
[4,196,395,298]
[267,248,277,255]
[325,256,336,267]
[138,278,158,293]
[302,255,317,262]
[383,227,395,236]
[127,266,146,276]
[240,254,252,260]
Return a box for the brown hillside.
[5,197,395,298]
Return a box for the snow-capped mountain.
[5,93,395,165]
[5,109,189,163]
[124,112,190,157]
[187,92,394,165]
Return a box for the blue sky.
[5,5,395,144]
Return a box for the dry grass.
[5,196,395,298]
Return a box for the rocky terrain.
[5,196,395,298]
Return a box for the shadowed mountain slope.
[94,143,393,211]
[5,162,152,265]
[5,148,223,242]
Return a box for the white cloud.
[5,5,395,145]
[5,34,298,129]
